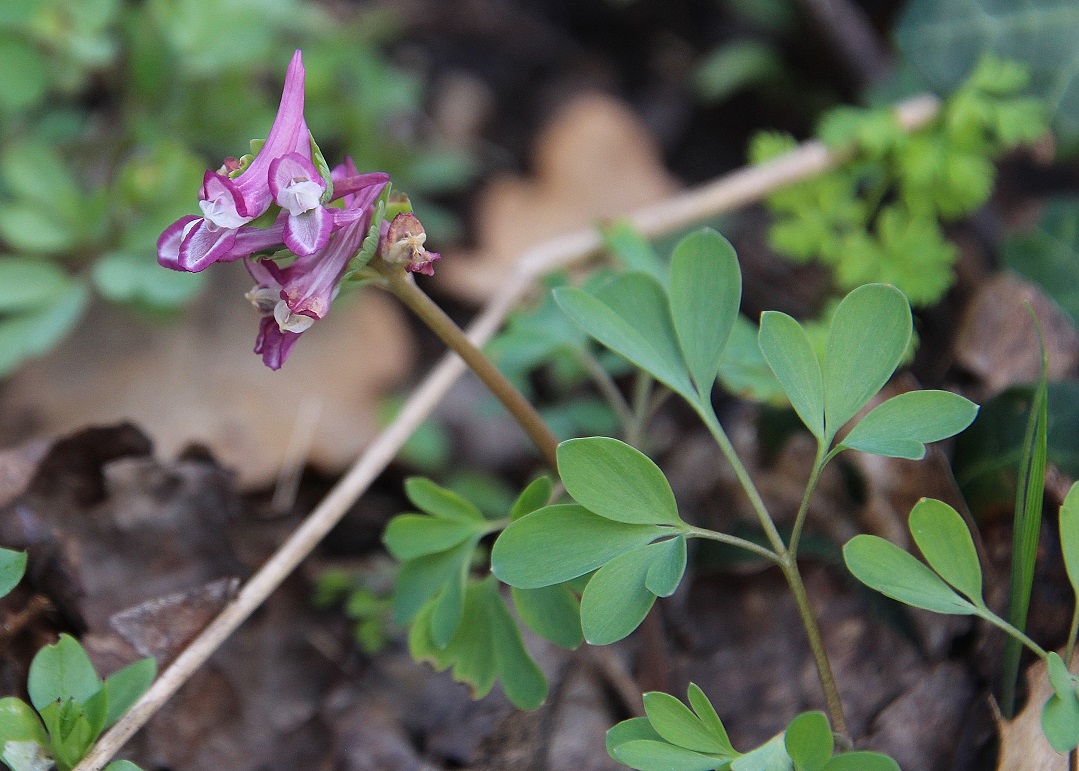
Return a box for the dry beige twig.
[73,93,940,770]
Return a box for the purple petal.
[254,315,302,370]
[219,217,288,262]
[280,218,368,319]
[177,218,239,272]
[199,171,250,224]
[331,171,390,202]
[284,206,333,256]
[158,215,200,270]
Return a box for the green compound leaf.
[840,390,979,460]
[0,258,73,314]
[897,0,1079,143]
[602,220,667,286]
[645,536,687,598]
[1048,652,1077,700]
[0,548,26,599]
[611,739,732,771]
[759,311,825,439]
[717,315,786,406]
[784,711,832,771]
[491,504,669,589]
[823,284,911,441]
[843,534,978,615]
[27,634,102,714]
[558,437,681,526]
[404,477,484,522]
[555,274,695,400]
[102,657,155,728]
[908,498,984,606]
[409,578,547,710]
[668,228,742,396]
[686,684,733,753]
[607,716,664,756]
[382,515,482,561]
[730,733,792,771]
[1061,482,1079,597]
[392,539,476,625]
[580,538,688,645]
[511,584,583,649]
[92,251,204,310]
[509,476,553,521]
[643,691,736,755]
[0,281,89,378]
[104,761,145,771]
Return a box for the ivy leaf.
[558,437,681,526]
[668,228,742,397]
[823,284,911,441]
[840,390,978,459]
[492,505,669,589]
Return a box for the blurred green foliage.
[0,0,472,377]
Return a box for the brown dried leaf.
[954,272,1079,395]
[997,655,1070,770]
[1,268,414,486]
[439,93,677,303]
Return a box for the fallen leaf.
[1,266,415,486]
[997,654,1071,770]
[954,272,1079,395]
[439,93,678,303]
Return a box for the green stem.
[1067,604,1079,666]
[624,372,655,450]
[978,607,1049,659]
[787,443,829,556]
[680,526,781,565]
[576,349,633,428]
[381,266,560,470]
[781,558,849,737]
[697,405,787,556]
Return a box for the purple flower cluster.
[158,51,438,369]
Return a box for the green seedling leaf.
[669,228,742,396]
[580,537,688,645]
[0,259,72,314]
[843,535,978,615]
[643,691,736,755]
[840,390,978,459]
[823,284,911,440]
[492,504,668,588]
[393,539,476,624]
[784,711,832,770]
[730,733,793,771]
[908,498,983,605]
[479,578,547,710]
[27,634,102,713]
[404,477,484,521]
[823,753,900,770]
[429,558,467,648]
[1042,688,1079,753]
[558,437,681,526]
[81,686,109,746]
[104,761,145,771]
[102,658,155,728]
[0,548,26,598]
[511,585,583,649]
[612,740,731,771]
[686,684,733,753]
[555,274,695,400]
[1063,483,1079,597]
[0,697,48,763]
[510,476,553,521]
[2,739,52,771]
[759,311,825,438]
[383,515,482,561]
[645,536,687,597]
[602,220,667,285]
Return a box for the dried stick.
[73,93,939,770]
